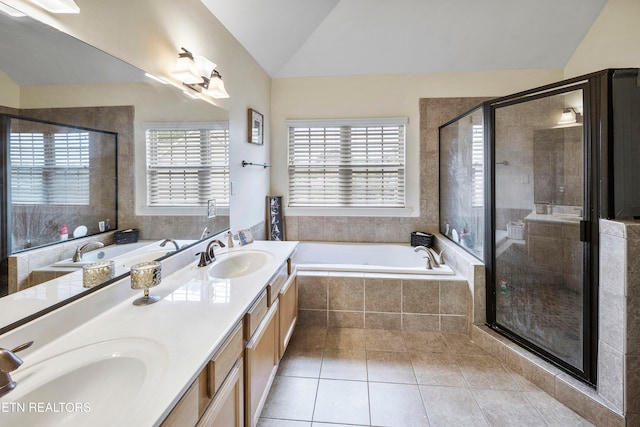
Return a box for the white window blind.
[145,122,229,208]
[288,118,407,208]
[471,123,484,208]
[10,132,90,205]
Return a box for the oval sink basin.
[208,250,274,279]
[4,338,168,427]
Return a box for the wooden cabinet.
[161,322,244,427]
[245,299,279,427]
[278,275,297,358]
[197,359,244,427]
[163,259,298,427]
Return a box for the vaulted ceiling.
[200,0,608,78]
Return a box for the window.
[145,122,229,209]
[471,123,484,208]
[10,131,90,205]
[287,118,407,208]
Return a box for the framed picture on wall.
[248,108,264,145]
[266,196,285,241]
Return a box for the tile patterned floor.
[258,327,593,427]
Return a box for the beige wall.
[0,69,19,108]
[4,0,272,232]
[564,0,640,78]
[271,69,563,232]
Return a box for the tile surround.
[297,272,470,334]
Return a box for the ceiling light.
[0,2,27,16]
[29,0,80,13]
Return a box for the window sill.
[136,206,230,217]
[284,206,417,217]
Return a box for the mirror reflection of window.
[11,131,90,205]
[145,122,230,209]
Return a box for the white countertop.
[0,240,298,426]
[0,240,194,330]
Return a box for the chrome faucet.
[160,239,180,252]
[73,241,105,262]
[0,341,33,397]
[196,239,226,267]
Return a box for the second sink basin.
[208,250,274,279]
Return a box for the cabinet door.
[197,359,244,427]
[279,275,298,358]
[245,300,279,427]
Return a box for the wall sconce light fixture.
[29,0,80,13]
[172,47,229,99]
[558,107,581,126]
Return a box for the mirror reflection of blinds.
[10,132,90,205]
[146,125,229,208]
[471,124,484,208]
[287,119,406,207]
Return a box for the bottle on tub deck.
[60,224,68,241]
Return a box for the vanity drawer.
[244,290,268,340]
[208,322,243,397]
[162,377,200,426]
[266,262,288,306]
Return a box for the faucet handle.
[11,341,33,354]
[0,341,33,372]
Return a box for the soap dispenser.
[60,224,68,241]
[227,230,234,248]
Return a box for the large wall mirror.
[0,12,230,329]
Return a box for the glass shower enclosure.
[439,69,640,385]
[490,85,591,377]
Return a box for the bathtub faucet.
[73,241,104,262]
[414,246,445,269]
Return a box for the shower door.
[489,84,594,381]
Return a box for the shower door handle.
[580,220,590,242]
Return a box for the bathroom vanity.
[0,239,298,427]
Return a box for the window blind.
[10,132,90,205]
[471,124,484,208]
[145,123,229,208]
[288,118,406,207]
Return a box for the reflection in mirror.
[0,12,229,330]
[6,116,117,253]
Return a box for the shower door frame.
[485,73,604,385]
